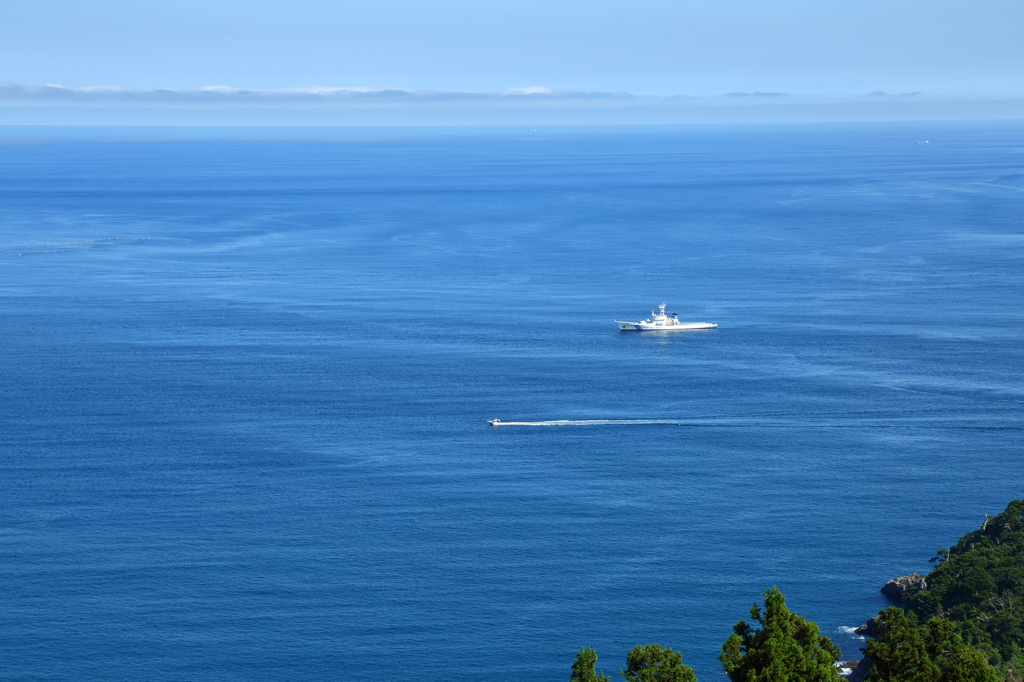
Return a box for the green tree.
[621,644,696,682]
[571,647,610,682]
[905,498,1024,661]
[866,610,1000,682]
[939,646,999,682]
[924,617,999,682]
[864,607,939,682]
[719,586,842,682]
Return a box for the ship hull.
[615,321,717,331]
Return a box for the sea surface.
[1,122,1023,681]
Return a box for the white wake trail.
[488,419,701,426]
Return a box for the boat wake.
[488,419,700,426]
[485,416,999,428]
[0,237,152,257]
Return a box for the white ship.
[615,303,717,331]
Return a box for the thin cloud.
[3,82,1018,126]
[499,86,556,96]
[723,91,789,97]
[868,91,923,97]
[0,82,631,104]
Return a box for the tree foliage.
[719,587,842,682]
[571,647,611,682]
[864,607,998,682]
[924,617,1000,682]
[621,644,696,682]
[864,607,939,682]
[905,498,1024,662]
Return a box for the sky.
[2,0,1023,125]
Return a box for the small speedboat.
[615,303,717,331]
[488,419,502,426]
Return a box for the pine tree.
[865,609,1001,681]
[938,646,1000,682]
[571,646,610,682]
[924,616,998,682]
[719,586,842,682]
[906,498,1024,661]
[864,607,940,682]
[621,644,697,682]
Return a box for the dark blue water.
[2,123,1023,681]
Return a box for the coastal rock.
[853,615,879,636]
[880,573,927,601]
[846,657,873,681]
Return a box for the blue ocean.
[1,122,1022,681]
